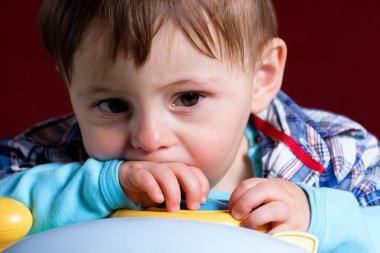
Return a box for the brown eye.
[98,99,129,113]
[173,93,202,107]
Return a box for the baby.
[1,1,380,252]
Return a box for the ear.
[250,38,287,113]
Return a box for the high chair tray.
[4,218,309,253]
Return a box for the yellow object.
[113,208,318,253]
[0,198,33,251]
[0,199,318,253]
[112,208,268,232]
[273,231,318,253]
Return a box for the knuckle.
[158,166,175,178]
[168,162,187,171]
[256,181,274,195]
[190,166,203,174]
[121,161,137,173]
[242,214,258,229]
[269,201,289,221]
[267,202,280,218]
[235,197,251,213]
[202,183,210,193]
[237,180,253,192]
[181,180,197,193]
[135,168,151,180]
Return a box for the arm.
[0,116,135,234]
[0,159,135,234]
[302,184,380,253]
[299,111,380,252]
[229,126,380,250]
[228,178,380,252]
[1,157,210,235]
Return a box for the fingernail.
[232,210,242,219]
[201,196,207,204]
[190,203,200,210]
[156,193,164,202]
[172,206,180,213]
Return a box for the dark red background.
[0,1,379,138]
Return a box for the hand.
[229,178,310,234]
[118,161,210,212]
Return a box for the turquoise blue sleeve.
[0,158,139,234]
[299,184,380,253]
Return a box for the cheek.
[184,116,248,185]
[190,97,251,183]
[191,140,231,173]
[81,127,127,160]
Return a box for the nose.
[129,114,177,152]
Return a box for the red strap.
[251,114,326,174]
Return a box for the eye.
[172,92,203,107]
[98,99,129,113]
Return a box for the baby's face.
[69,21,255,189]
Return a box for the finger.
[242,201,290,230]
[126,168,165,204]
[230,181,283,220]
[139,196,161,209]
[173,166,208,210]
[229,178,267,209]
[267,223,293,235]
[150,166,181,212]
[189,167,210,204]
[172,165,210,209]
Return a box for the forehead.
[72,19,236,84]
[77,18,222,59]
[41,0,277,83]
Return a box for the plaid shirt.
[1,91,379,207]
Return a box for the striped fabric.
[258,91,380,206]
[1,91,379,206]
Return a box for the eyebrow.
[77,87,127,98]
[78,75,219,98]
[161,75,219,89]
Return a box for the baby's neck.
[212,135,253,192]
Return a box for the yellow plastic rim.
[112,208,269,232]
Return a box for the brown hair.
[39,0,277,83]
